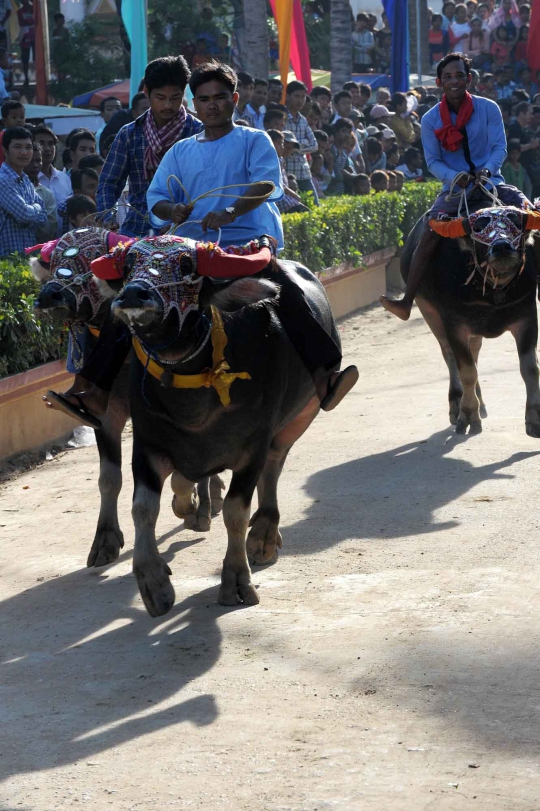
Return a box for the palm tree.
[243,0,269,79]
[330,0,351,94]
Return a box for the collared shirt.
[351,29,374,65]
[245,103,266,130]
[422,95,506,190]
[496,80,516,100]
[38,165,72,206]
[147,125,284,249]
[277,157,301,213]
[284,110,317,181]
[0,163,47,257]
[233,105,255,127]
[35,183,58,241]
[96,110,203,238]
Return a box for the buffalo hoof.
[218,567,260,606]
[526,421,540,438]
[87,525,124,568]
[210,475,226,517]
[246,533,282,566]
[469,421,482,435]
[184,512,211,533]
[134,557,175,617]
[449,400,461,425]
[171,492,198,521]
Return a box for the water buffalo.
[31,228,224,570]
[402,205,540,435]
[93,235,344,616]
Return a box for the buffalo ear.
[207,277,280,311]
[92,275,123,299]
[29,257,52,283]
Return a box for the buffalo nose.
[490,239,512,256]
[117,283,152,308]
[34,288,66,310]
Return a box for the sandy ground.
[2,302,540,811]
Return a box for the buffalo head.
[94,235,279,354]
[429,206,540,287]
[32,227,116,323]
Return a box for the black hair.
[266,128,283,142]
[71,167,99,191]
[1,99,24,119]
[62,147,72,168]
[432,13,443,21]
[391,92,407,107]
[34,124,57,143]
[321,123,334,137]
[313,129,328,142]
[436,52,472,79]
[144,55,191,95]
[310,100,321,114]
[237,71,254,86]
[99,96,121,113]
[507,138,522,152]
[286,80,307,95]
[254,78,269,87]
[332,117,354,134]
[67,194,97,222]
[403,146,421,162]
[342,80,359,91]
[513,88,530,102]
[359,82,372,98]
[3,126,32,150]
[131,91,147,109]
[263,110,286,126]
[234,119,251,127]
[519,65,532,75]
[494,67,505,75]
[78,154,105,171]
[425,94,439,104]
[515,100,532,116]
[190,60,237,95]
[497,98,513,110]
[69,130,96,152]
[311,86,331,99]
[533,105,540,114]
[267,101,288,113]
[54,12,65,21]
[356,12,369,21]
[371,169,389,183]
[366,137,383,157]
[356,173,370,182]
[333,89,352,104]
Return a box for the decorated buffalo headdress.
[27,228,131,321]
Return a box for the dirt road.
[2,303,540,811]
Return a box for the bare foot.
[379,296,412,321]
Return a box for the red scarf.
[434,92,474,152]
[143,106,187,180]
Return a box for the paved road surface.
[2,304,540,810]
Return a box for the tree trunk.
[242,0,269,79]
[408,0,430,80]
[330,0,351,94]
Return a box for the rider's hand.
[457,173,473,188]
[474,169,491,184]
[201,209,235,232]
[171,203,192,224]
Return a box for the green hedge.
[0,182,439,380]
[282,181,440,271]
[0,258,66,379]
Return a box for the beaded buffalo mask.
[468,207,524,249]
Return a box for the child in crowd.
[514,25,529,71]
[429,14,450,66]
[393,169,405,191]
[490,25,514,67]
[267,128,309,214]
[387,170,397,192]
[502,138,533,196]
[449,3,471,47]
[310,151,332,198]
[67,194,97,229]
[465,16,490,69]
[370,170,389,192]
[354,173,371,195]
[0,99,25,166]
[395,147,424,180]
[478,71,498,99]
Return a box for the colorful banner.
[121,0,148,103]
[270,0,312,93]
[382,0,409,93]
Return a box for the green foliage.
[0,259,66,379]
[282,181,440,271]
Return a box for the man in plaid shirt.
[285,80,319,204]
[97,56,203,238]
[0,127,47,257]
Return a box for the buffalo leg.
[219,463,264,606]
[510,319,540,437]
[87,399,128,567]
[417,299,463,425]
[446,328,482,434]
[132,449,175,617]
[469,335,488,419]
[210,474,226,516]
[247,395,320,566]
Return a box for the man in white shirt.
[244,78,268,129]
[34,124,71,205]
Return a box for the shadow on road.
[0,530,224,788]
[280,429,540,553]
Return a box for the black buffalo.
[96,235,342,617]
[402,205,540,435]
[32,229,224,571]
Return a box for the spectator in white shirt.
[449,4,471,47]
[395,147,424,180]
[351,13,374,72]
[33,124,72,205]
[245,78,268,129]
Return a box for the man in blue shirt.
[96,56,203,238]
[381,52,527,320]
[0,126,47,257]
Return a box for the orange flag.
[272,0,294,94]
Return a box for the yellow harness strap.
[87,325,101,338]
[131,306,251,407]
